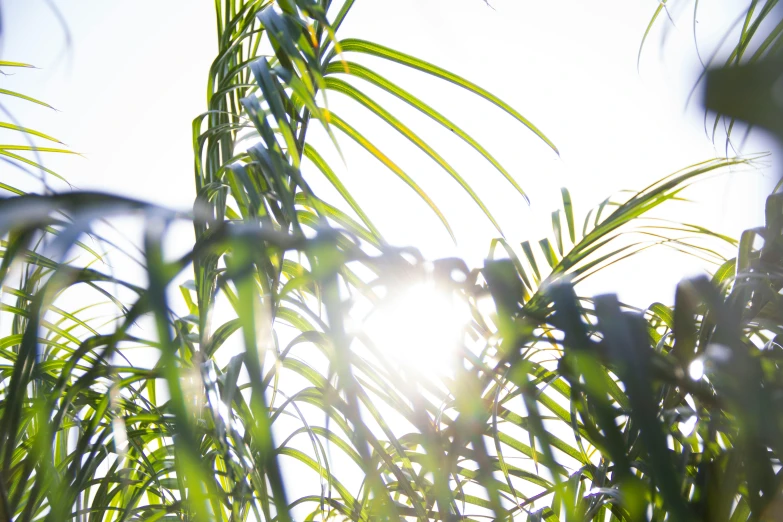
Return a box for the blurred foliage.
[483,187,783,521]
[0,1,779,521]
[641,0,783,148]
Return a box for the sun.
[359,281,471,375]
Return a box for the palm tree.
[0,1,778,521]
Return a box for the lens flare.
[362,282,470,374]
[688,358,705,381]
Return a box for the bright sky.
[1,0,777,305]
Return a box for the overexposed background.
[0,0,777,306]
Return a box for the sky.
[0,0,777,306]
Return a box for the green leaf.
[561,187,575,243]
[337,38,559,154]
[0,89,55,109]
[323,60,529,203]
[521,240,542,283]
[326,110,455,242]
[325,77,504,235]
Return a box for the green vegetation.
[0,1,781,520]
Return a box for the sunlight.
[361,282,471,375]
[688,358,705,381]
